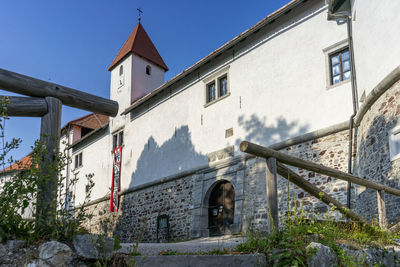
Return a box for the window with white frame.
[329,48,351,85]
[389,126,400,161]
[323,39,351,88]
[113,131,124,150]
[204,70,230,105]
[74,152,82,169]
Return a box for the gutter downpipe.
[328,12,358,209]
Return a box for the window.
[204,71,229,105]
[118,65,124,87]
[206,82,216,103]
[389,126,400,161]
[74,152,82,169]
[113,131,124,150]
[218,75,228,97]
[146,65,151,75]
[323,40,351,89]
[330,48,351,85]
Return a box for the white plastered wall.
[118,0,354,188]
[351,0,400,96]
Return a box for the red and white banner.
[110,146,122,212]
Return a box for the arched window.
[119,65,124,76]
[146,65,151,75]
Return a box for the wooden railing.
[240,141,400,230]
[0,68,118,232]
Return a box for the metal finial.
[137,8,143,23]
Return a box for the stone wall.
[83,174,195,243]
[276,130,350,220]
[355,80,400,223]
[82,127,354,241]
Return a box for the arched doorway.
[208,180,235,236]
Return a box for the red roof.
[108,23,168,71]
[1,154,32,173]
[62,113,109,131]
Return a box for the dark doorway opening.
[208,180,235,236]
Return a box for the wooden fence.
[240,141,400,230]
[0,68,118,233]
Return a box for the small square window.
[389,126,400,161]
[203,67,230,106]
[329,48,351,85]
[206,82,216,103]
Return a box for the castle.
[53,0,400,242]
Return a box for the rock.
[73,234,114,260]
[307,242,337,267]
[382,248,395,267]
[0,244,7,258]
[39,241,73,267]
[6,239,26,252]
[26,259,52,267]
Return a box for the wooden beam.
[266,157,279,230]
[240,141,400,197]
[0,96,47,117]
[0,68,119,117]
[36,97,62,232]
[276,162,369,225]
[377,190,387,229]
[388,221,400,234]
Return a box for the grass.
[236,215,398,266]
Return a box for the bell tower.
[108,22,168,116]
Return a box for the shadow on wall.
[129,125,208,187]
[355,115,400,223]
[111,125,206,242]
[235,114,309,148]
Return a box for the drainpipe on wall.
[328,4,358,209]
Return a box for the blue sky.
[0,0,290,161]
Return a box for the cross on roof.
[137,8,143,23]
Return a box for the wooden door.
[208,181,235,236]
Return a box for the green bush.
[0,98,95,242]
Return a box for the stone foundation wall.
[82,126,356,241]
[83,129,352,241]
[276,130,350,220]
[83,174,195,243]
[355,80,400,223]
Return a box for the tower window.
[118,65,125,87]
[146,65,151,75]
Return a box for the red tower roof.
[108,23,168,71]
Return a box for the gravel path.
[116,235,247,256]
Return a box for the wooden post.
[377,190,387,229]
[266,157,278,230]
[35,96,62,233]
